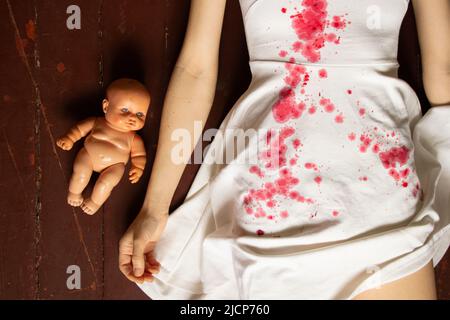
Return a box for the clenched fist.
[56,136,74,150]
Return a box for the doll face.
[103,93,150,132]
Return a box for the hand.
[56,136,74,150]
[119,209,168,284]
[129,167,144,184]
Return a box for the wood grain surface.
[0,0,448,300]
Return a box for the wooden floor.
[0,0,448,299]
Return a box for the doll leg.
[68,147,93,207]
[81,162,125,215]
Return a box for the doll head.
[102,78,151,132]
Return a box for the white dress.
[137,0,450,299]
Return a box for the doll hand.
[129,167,143,184]
[56,136,74,150]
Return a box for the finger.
[132,239,146,277]
[143,272,154,282]
[130,176,140,183]
[145,253,160,273]
[145,261,160,274]
[118,233,134,277]
[146,253,160,265]
[120,259,150,283]
[122,267,148,284]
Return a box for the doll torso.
[84,117,136,172]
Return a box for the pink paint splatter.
[279,50,288,58]
[304,162,318,171]
[318,69,328,78]
[272,88,307,123]
[400,168,410,178]
[348,132,356,141]
[249,165,264,178]
[335,113,344,123]
[319,98,335,113]
[379,146,410,169]
[372,144,380,153]
[359,108,366,116]
[280,211,289,218]
[259,126,295,169]
[330,16,347,30]
[308,105,317,114]
[288,0,348,62]
[292,138,302,149]
[359,133,372,153]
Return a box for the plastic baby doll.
[56,78,151,215]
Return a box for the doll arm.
[57,117,96,150]
[129,134,146,184]
[69,117,96,142]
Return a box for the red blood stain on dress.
[250,165,265,178]
[279,50,288,58]
[359,108,366,116]
[379,146,410,169]
[259,126,295,169]
[289,0,348,62]
[335,113,344,123]
[319,98,335,113]
[348,132,356,141]
[318,69,328,78]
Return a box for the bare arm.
[412,0,450,107]
[142,0,227,215]
[119,0,228,283]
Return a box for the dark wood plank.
[0,0,448,300]
[0,0,37,300]
[398,1,429,114]
[35,0,103,299]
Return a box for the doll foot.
[81,198,101,215]
[67,192,83,207]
